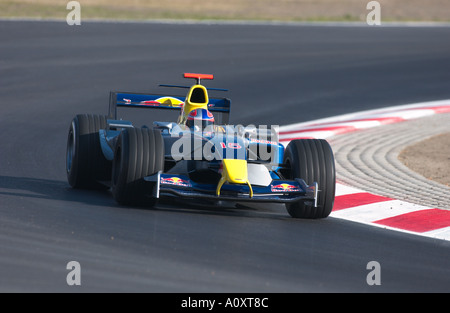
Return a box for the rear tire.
[283,139,335,219]
[66,114,111,189]
[111,128,164,206]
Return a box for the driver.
[185,108,215,131]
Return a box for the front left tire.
[111,127,165,206]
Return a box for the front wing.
[145,173,318,205]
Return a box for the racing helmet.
[186,108,215,130]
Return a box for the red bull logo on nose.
[271,183,300,192]
[160,176,192,187]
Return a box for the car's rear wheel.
[66,114,111,189]
[283,139,335,218]
[111,128,164,206]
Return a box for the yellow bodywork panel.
[216,159,253,198]
[177,84,210,125]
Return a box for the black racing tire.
[111,127,164,206]
[283,139,336,219]
[66,114,111,189]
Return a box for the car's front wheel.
[111,128,164,206]
[283,139,336,218]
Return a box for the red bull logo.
[271,183,300,192]
[122,97,183,107]
[160,176,191,187]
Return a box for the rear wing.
[108,91,231,124]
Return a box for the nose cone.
[222,159,248,184]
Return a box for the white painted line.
[423,227,450,240]
[335,183,363,196]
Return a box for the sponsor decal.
[249,138,277,145]
[152,97,183,107]
[271,183,300,192]
[122,97,183,107]
[160,176,192,187]
[140,100,161,106]
[219,142,242,149]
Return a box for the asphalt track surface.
[1,20,450,292]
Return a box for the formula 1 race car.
[66,73,335,218]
